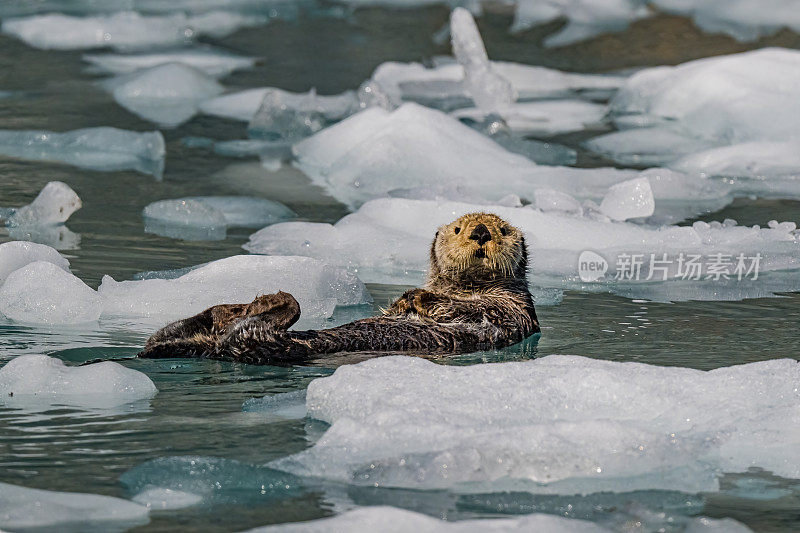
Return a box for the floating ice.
[6,225,82,251]
[189,196,295,227]
[0,261,102,324]
[670,142,800,180]
[0,128,165,179]
[242,390,308,419]
[0,241,69,285]
[2,10,267,51]
[245,197,800,300]
[512,0,651,46]
[247,88,358,141]
[453,99,607,136]
[585,126,719,167]
[98,255,370,323]
[0,354,157,405]
[599,177,654,221]
[0,481,149,532]
[245,506,612,532]
[84,46,257,77]
[270,355,800,495]
[3,181,82,227]
[450,8,515,111]
[103,62,224,127]
[132,488,203,511]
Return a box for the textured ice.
[247,88,358,141]
[0,261,102,324]
[270,355,800,495]
[512,0,651,46]
[450,8,515,111]
[2,10,267,51]
[84,46,256,77]
[453,99,607,136]
[599,177,654,221]
[3,181,82,227]
[98,255,370,323]
[0,127,165,179]
[245,506,611,532]
[0,354,157,405]
[585,126,719,167]
[670,142,800,180]
[104,62,224,127]
[0,481,149,532]
[0,241,69,285]
[245,197,800,300]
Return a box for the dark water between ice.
[1,6,800,532]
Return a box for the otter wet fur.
[139,213,540,365]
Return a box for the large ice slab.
[0,127,165,179]
[103,62,223,127]
[98,255,370,323]
[84,46,257,77]
[270,355,800,495]
[0,261,102,324]
[0,355,157,406]
[245,197,800,300]
[0,241,69,285]
[2,10,267,51]
[0,481,149,532]
[3,181,82,227]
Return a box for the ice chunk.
[200,87,272,121]
[585,126,719,166]
[0,481,149,532]
[132,488,203,511]
[2,10,267,51]
[599,177,654,221]
[453,99,607,136]
[190,196,295,227]
[0,241,69,285]
[0,127,165,179]
[0,261,102,324]
[512,0,651,47]
[450,8,515,110]
[534,189,583,215]
[270,355,800,495]
[244,506,612,532]
[242,390,307,419]
[98,255,370,323]
[84,46,257,77]
[103,62,224,127]
[6,225,82,251]
[0,354,157,405]
[247,88,358,141]
[4,181,82,227]
[670,141,800,180]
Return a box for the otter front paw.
[387,289,439,317]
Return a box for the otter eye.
[454,227,461,234]
[500,227,508,236]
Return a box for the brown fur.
[139,213,540,365]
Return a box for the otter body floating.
[139,213,540,365]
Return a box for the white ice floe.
[248,88,359,141]
[0,354,157,405]
[245,197,800,300]
[512,0,651,46]
[0,481,149,532]
[0,241,69,285]
[103,62,224,127]
[453,99,607,136]
[3,181,82,228]
[201,87,357,124]
[598,177,654,221]
[670,142,800,180]
[585,126,719,167]
[244,506,611,532]
[2,10,267,51]
[84,46,257,77]
[0,261,102,324]
[270,355,800,495]
[98,255,370,323]
[0,127,165,179]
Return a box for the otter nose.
[469,223,492,246]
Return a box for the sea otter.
[138,213,540,365]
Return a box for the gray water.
[1,6,800,532]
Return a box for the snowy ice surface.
[0,354,157,406]
[201,87,357,124]
[670,142,800,180]
[512,0,651,46]
[3,181,82,227]
[0,241,69,285]
[270,355,800,495]
[245,197,800,300]
[245,506,611,532]
[0,481,149,532]
[0,127,165,179]
[453,99,607,136]
[84,46,256,77]
[2,10,267,51]
[599,177,654,221]
[0,261,102,324]
[103,62,223,127]
[98,255,370,324]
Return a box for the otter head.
[429,212,527,287]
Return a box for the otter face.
[432,212,526,281]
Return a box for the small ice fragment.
[143,199,227,241]
[599,177,654,221]
[0,241,69,285]
[4,181,81,227]
[357,78,396,110]
[185,196,295,228]
[0,261,102,324]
